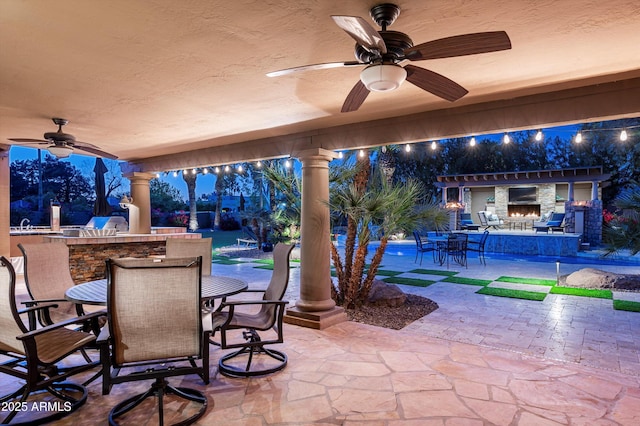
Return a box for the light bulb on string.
[214,167,220,174]
[535,130,543,141]
[430,141,437,151]
[191,168,197,175]
[173,171,178,177]
[405,144,411,152]
[256,161,262,168]
[359,149,365,158]
[224,165,230,172]
[469,137,476,147]
[202,168,208,174]
[575,132,583,143]
[620,130,628,141]
[237,164,243,173]
[155,173,160,179]
[338,151,344,159]
[284,159,291,168]
[503,133,511,144]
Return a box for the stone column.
[0,147,10,258]
[123,172,155,234]
[284,148,347,329]
[591,181,599,201]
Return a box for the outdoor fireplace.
[508,204,541,217]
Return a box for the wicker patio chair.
[98,256,211,425]
[0,256,101,425]
[165,237,213,276]
[211,243,294,377]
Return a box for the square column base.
[284,306,347,330]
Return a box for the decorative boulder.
[562,268,640,291]
[367,280,407,307]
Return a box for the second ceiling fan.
[267,3,512,112]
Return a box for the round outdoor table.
[65,275,248,306]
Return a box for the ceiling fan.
[267,3,511,112]
[8,118,118,159]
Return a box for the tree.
[149,179,186,213]
[329,153,449,309]
[181,170,198,231]
[602,181,640,256]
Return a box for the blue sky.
[8,124,582,200]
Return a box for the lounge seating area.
[237,226,259,248]
[477,211,504,230]
[533,212,567,233]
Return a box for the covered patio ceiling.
[1,0,640,171]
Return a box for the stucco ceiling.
[1,0,639,163]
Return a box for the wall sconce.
[119,195,133,210]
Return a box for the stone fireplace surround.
[489,184,557,219]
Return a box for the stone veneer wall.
[68,241,166,283]
[564,200,602,246]
[492,184,556,218]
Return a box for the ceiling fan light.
[47,145,73,158]
[360,64,407,92]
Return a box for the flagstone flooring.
[2,246,640,424]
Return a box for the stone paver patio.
[2,243,639,424]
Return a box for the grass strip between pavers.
[212,258,246,265]
[253,259,274,265]
[550,286,613,299]
[408,269,458,277]
[383,277,435,287]
[375,269,403,277]
[613,300,640,313]
[496,276,557,286]
[477,286,547,301]
[442,276,492,286]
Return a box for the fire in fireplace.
[508,204,541,217]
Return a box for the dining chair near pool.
[165,237,213,276]
[467,230,490,265]
[0,256,102,425]
[98,256,211,425]
[413,231,436,265]
[211,243,294,377]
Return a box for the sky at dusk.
[8,124,583,200]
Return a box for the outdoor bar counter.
[42,227,200,283]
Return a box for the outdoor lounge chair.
[460,213,480,230]
[98,256,211,425]
[533,212,566,233]
[237,225,259,248]
[211,243,294,377]
[477,211,504,230]
[0,256,102,425]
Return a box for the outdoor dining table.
[65,275,248,306]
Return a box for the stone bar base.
[284,306,347,330]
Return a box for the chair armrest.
[17,310,105,341]
[22,298,68,306]
[96,324,111,345]
[222,299,289,307]
[17,302,60,315]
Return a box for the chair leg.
[1,383,88,425]
[218,330,288,378]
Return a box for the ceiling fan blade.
[8,138,48,144]
[267,61,363,77]
[72,140,103,150]
[341,80,370,113]
[72,145,118,160]
[405,31,511,60]
[331,15,387,54]
[404,65,468,102]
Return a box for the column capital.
[294,148,339,163]
[123,171,156,182]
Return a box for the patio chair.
[166,236,213,276]
[211,243,294,377]
[466,230,489,265]
[98,256,211,425]
[0,256,102,425]
[477,211,503,230]
[18,242,103,334]
[413,231,436,265]
[237,226,259,248]
[533,212,566,233]
[446,233,468,268]
[459,213,480,230]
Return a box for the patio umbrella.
[92,157,111,217]
[239,192,245,211]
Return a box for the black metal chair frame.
[413,231,436,265]
[0,256,102,425]
[467,230,490,265]
[97,257,210,426]
[437,233,468,268]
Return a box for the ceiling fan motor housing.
[355,31,413,63]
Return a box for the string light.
[575,132,583,143]
[469,137,476,147]
[191,168,196,175]
[224,165,230,172]
[359,149,365,158]
[535,130,543,141]
[405,144,411,152]
[503,133,511,144]
[155,173,160,178]
[202,168,208,174]
[338,151,344,159]
[214,167,220,174]
[430,141,437,151]
[620,129,628,141]
[256,160,262,168]
[237,164,243,172]
[173,171,178,177]
[284,159,291,168]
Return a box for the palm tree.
[181,170,198,231]
[329,158,449,309]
